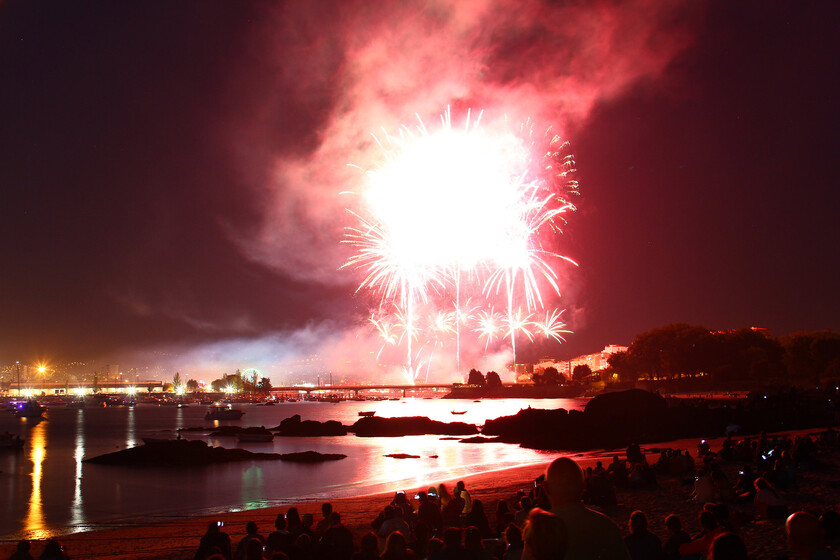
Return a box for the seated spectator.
[195,521,232,560]
[318,512,354,560]
[441,491,465,528]
[787,511,838,560]
[266,513,293,558]
[353,532,380,560]
[495,500,515,537]
[754,477,787,520]
[235,521,265,560]
[662,514,691,560]
[437,527,465,560]
[521,508,567,560]
[407,522,431,558]
[379,505,411,540]
[381,531,416,560]
[623,510,662,560]
[608,455,630,488]
[464,499,493,539]
[709,532,748,560]
[463,526,489,560]
[244,540,264,560]
[37,540,69,560]
[679,511,725,558]
[416,492,442,534]
[513,496,532,528]
[820,510,840,542]
[8,540,34,560]
[392,492,414,521]
[691,468,716,504]
[503,523,524,560]
[286,508,303,537]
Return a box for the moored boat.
[15,399,45,418]
[205,403,245,421]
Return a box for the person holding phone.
[194,520,232,560]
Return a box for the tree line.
[606,323,840,388]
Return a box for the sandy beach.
[3,429,838,560]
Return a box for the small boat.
[451,410,467,415]
[0,432,24,448]
[15,399,45,418]
[237,432,274,443]
[205,403,245,421]
[358,411,376,417]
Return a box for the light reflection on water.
[24,420,47,539]
[0,397,586,540]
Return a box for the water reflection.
[25,420,48,539]
[72,409,85,526]
[126,406,136,448]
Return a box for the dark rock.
[350,416,478,437]
[459,436,502,443]
[385,453,421,459]
[278,451,346,463]
[273,415,348,437]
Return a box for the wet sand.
[2,429,838,559]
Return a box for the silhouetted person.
[196,522,232,560]
[8,540,34,560]
[787,511,839,559]
[315,503,333,539]
[381,531,417,560]
[37,540,68,560]
[464,499,493,538]
[267,513,293,557]
[623,511,662,560]
[543,457,631,560]
[709,533,748,560]
[352,532,379,560]
[503,523,524,560]
[235,521,265,560]
[318,512,354,560]
[662,514,691,560]
[521,508,567,560]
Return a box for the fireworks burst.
[344,108,578,382]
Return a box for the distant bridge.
[269,384,464,398]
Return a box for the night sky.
[2,1,838,380]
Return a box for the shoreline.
[4,427,835,560]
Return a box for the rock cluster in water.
[83,440,345,466]
[350,416,478,437]
[272,414,348,436]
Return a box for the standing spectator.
[286,508,304,537]
[315,503,333,540]
[623,511,662,560]
[379,506,411,540]
[542,457,631,560]
[456,481,472,516]
[787,511,839,560]
[235,522,265,560]
[416,492,442,534]
[514,497,533,528]
[495,501,515,537]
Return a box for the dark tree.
[533,366,562,386]
[467,369,486,386]
[572,364,593,382]
[485,371,502,388]
[186,379,199,392]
